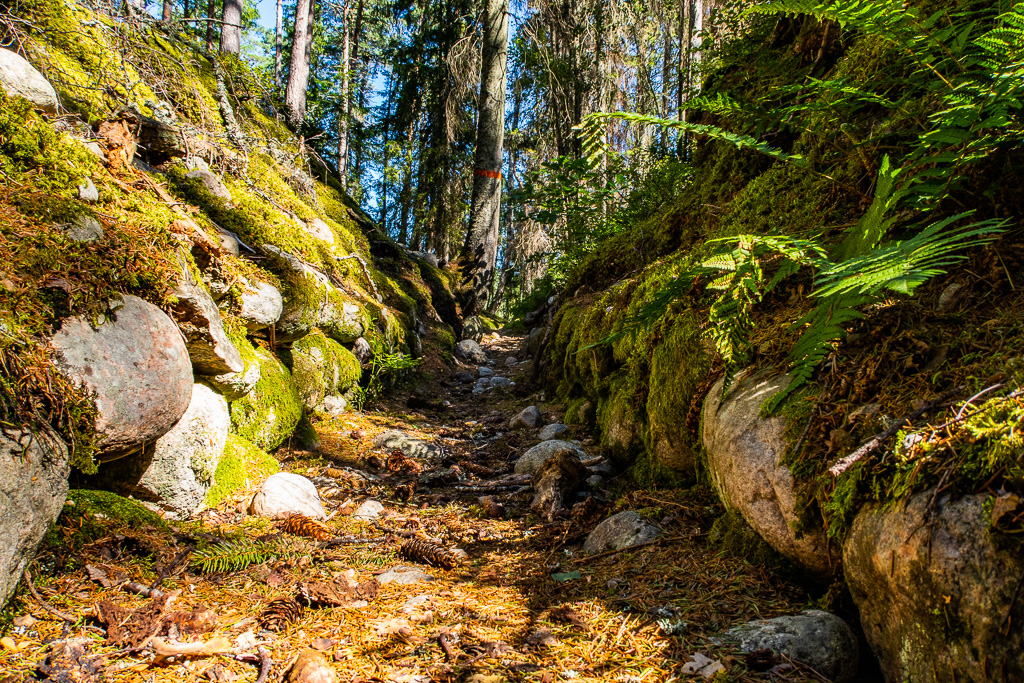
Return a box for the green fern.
[577,111,806,170]
[191,538,300,573]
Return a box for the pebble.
[376,566,434,585]
[352,499,384,520]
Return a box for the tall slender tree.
[220,0,242,54]
[205,0,216,52]
[460,0,510,316]
[275,0,284,88]
[285,0,315,130]
[162,0,172,23]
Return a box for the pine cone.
[387,450,422,475]
[279,514,333,541]
[570,497,606,527]
[458,461,495,478]
[259,597,303,632]
[400,538,460,569]
[393,481,416,502]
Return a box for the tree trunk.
[337,0,351,187]
[220,0,242,55]
[285,0,315,130]
[274,0,283,88]
[162,0,172,23]
[677,0,696,156]
[460,0,509,317]
[661,22,673,151]
[204,0,216,53]
[183,0,190,19]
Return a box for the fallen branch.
[150,547,192,591]
[335,254,382,302]
[22,569,76,623]
[827,386,965,477]
[151,635,232,660]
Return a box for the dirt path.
[2,333,818,683]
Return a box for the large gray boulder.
[455,339,487,364]
[0,426,69,607]
[50,295,193,459]
[702,371,835,577]
[170,278,243,376]
[238,280,283,332]
[844,490,1024,682]
[514,440,587,474]
[583,511,661,555]
[94,382,229,519]
[249,472,326,520]
[0,48,58,114]
[726,611,859,683]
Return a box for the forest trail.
[3,333,819,683]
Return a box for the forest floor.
[1,333,833,683]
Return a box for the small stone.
[78,177,99,202]
[352,337,372,363]
[352,499,384,520]
[510,406,543,430]
[583,511,661,555]
[489,377,514,391]
[249,473,327,521]
[373,430,440,460]
[376,566,434,585]
[538,423,568,441]
[514,440,588,474]
[305,218,336,244]
[938,282,964,311]
[321,395,348,417]
[505,356,517,366]
[61,214,103,242]
[455,339,487,364]
[187,168,231,201]
[477,366,494,377]
[586,475,604,487]
[726,611,858,683]
[454,371,474,384]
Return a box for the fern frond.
[817,213,1004,297]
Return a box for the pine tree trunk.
[183,0,190,19]
[220,0,242,54]
[205,0,216,53]
[274,0,283,88]
[162,0,172,23]
[460,0,509,317]
[285,0,314,130]
[337,0,351,187]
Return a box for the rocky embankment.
[0,37,454,611]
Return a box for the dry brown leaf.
[286,649,337,683]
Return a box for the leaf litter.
[1,332,828,683]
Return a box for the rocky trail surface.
[0,333,862,683]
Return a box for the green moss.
[708,509,790,571]
[286,329,363,410]
[229,346,302,450]
[59,489,169,542]
[205,434,279,508]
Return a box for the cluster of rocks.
[700,370,1024,681]
[0,51,412,608]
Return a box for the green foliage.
[191,537,299,573]
[205,434,280,508]
[58,490,170,545]
[351,327,421,410]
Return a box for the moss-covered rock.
[60,489,169,542]
[204,433,279,508]
[207,326,262,401]
[286,329,363,412]
[229,346,302,451]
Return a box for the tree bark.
[204,0,216,53]
[162,0,172,23]
[274,0,283,88]
[220,0,242,54]
[183,0,190,19]
[285,0,315,130]
[337,0,352,187]
[460,0,509,317]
